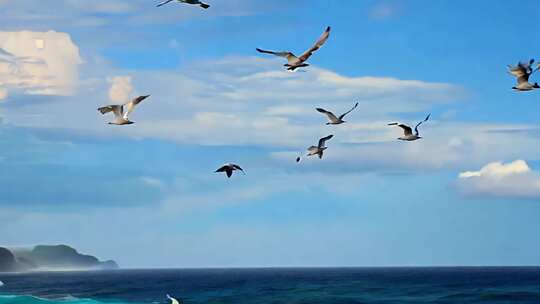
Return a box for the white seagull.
[256,26,331,71]
[166,295,181,304]
[316,102,358,125]
[0,280,4,287]
[215,163,245,178]
[98,95,151,125]
[296,134,334,162]
[508,61,540,91]
[388,114,430,141]
[157,0,210,9]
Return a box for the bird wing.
[166,295,180,304]
[215,165,233,177]
[519,59,534,72]
[298,26,331,62]
[157,0,174,7]
[338,102,359,120]
[388,123,413,136]
[316,108,339,122]
[318,134,334,148]
[98,106,113,115]
[256,48,298,64]
[534,62,540,73]
[124,95,150,119]
[232,164,245,174]
[414,114,430,135]
[215,165,228,173]
[98,105,123,119]
[509,63,529,78]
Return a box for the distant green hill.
[0,245,118,272]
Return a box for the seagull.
[508,62,540,91]
[98,95,150,125]
[256,26,331,71]
[166,295,181,304]
[316,102,358,125]
[157,0,210,9]
[0,280,4,287]
[215,163,245,178]
[296,134,334,162]
[388,114,430,141]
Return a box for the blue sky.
[1,0,540,267]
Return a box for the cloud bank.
[0,30,82,97]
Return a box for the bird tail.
[200,3,210,8]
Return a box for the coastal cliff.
[0,247,18,272]
[0,245,118,272]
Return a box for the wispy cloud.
[369,1,404,20]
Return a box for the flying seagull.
[508,62,540,91]
[296,134,334,162]
[316,102,358,125]
[256,26,331,71]
[388,114,430,141]
[157,0,210,9]
[98,95,151,125]
[215,163,245,178]
[166,295,181,304]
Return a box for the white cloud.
[0,30,82,97]
[4,55,462,144]
[459,160,530,178]
[108,76,133,104]
[7,55,540,174]
[457,160,540,199]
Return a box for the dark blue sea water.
[1,268,540,304]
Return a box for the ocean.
[1,268,540,303]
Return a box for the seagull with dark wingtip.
[388,114,430,141]
[98,95,151,125]
[508,60,540,91]
[215,163,245,178]
[156,0,210,9]
[296,134,334,162]
[316,102,358,125]
[256,26,331,71]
